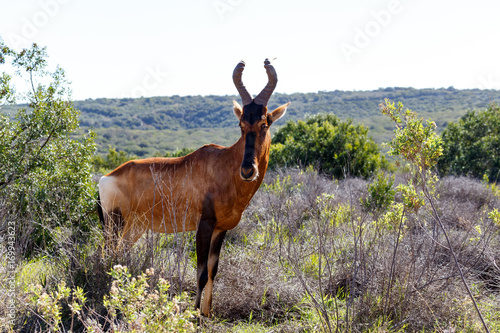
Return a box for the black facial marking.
[242,101,265,125]
[242,131,256,169]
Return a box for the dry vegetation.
[207,169,500,332]
[1,169,499,332]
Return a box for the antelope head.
[232,59,290,182]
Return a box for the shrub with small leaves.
[0,42,96,256]
[380,99,443,170]
[360,172,395,213]
[27,281,71,332]
[381,99,491,333]
[380,99,443,211]
[26,266,196,333]
[374,202,405,231]
[103,265,197,333]
[488,209,500,227]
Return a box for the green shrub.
[269,114,388,179]
[27,266,196,333]
[438,103,500,181]
[0,42,96,255]
[92,147,135,174]
[103,265,196,333]
[360,172,395,213]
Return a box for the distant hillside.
[73,87,500,130]
[3,88,500,157]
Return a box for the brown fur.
[98,101,289,316]
[104,138,265,239]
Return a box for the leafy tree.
[269,114,388,179]
[0,42,96,255]
[438,103,500,182]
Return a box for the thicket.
[7,171,499,332]
[269,114,389,179]
[438,103,500,182]
[0,43,96,256]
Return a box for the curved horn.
[233,61,253,106]
[254,58,278,106]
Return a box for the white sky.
[1,0,499,100]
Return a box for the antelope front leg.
[201,229,227,317]
[194,219,215,313]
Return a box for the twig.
[383,207,406,317]
[424,187,490,333]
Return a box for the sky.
[1,0,499,101]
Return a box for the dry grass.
[214,170,500,332]
[2,170,499,332]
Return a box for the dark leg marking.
[201,229,227,315]
[194,218,215,310]
[208,230,227,280]
[195,193,217,312]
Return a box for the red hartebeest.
[97,59,289,317]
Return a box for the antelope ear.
[267,102,290,126]
[233,100,243,120]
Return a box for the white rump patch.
[99,176,120,213]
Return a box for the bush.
[26,266,197,333]
[0,42,96,255]
[438,103,500,181]
[360,172,395,213]
[269,114,388,179]
[92,147,135,174]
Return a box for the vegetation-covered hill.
[72,88,500,130]
[3,87,499,156]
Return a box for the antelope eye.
[261,124,268,130]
